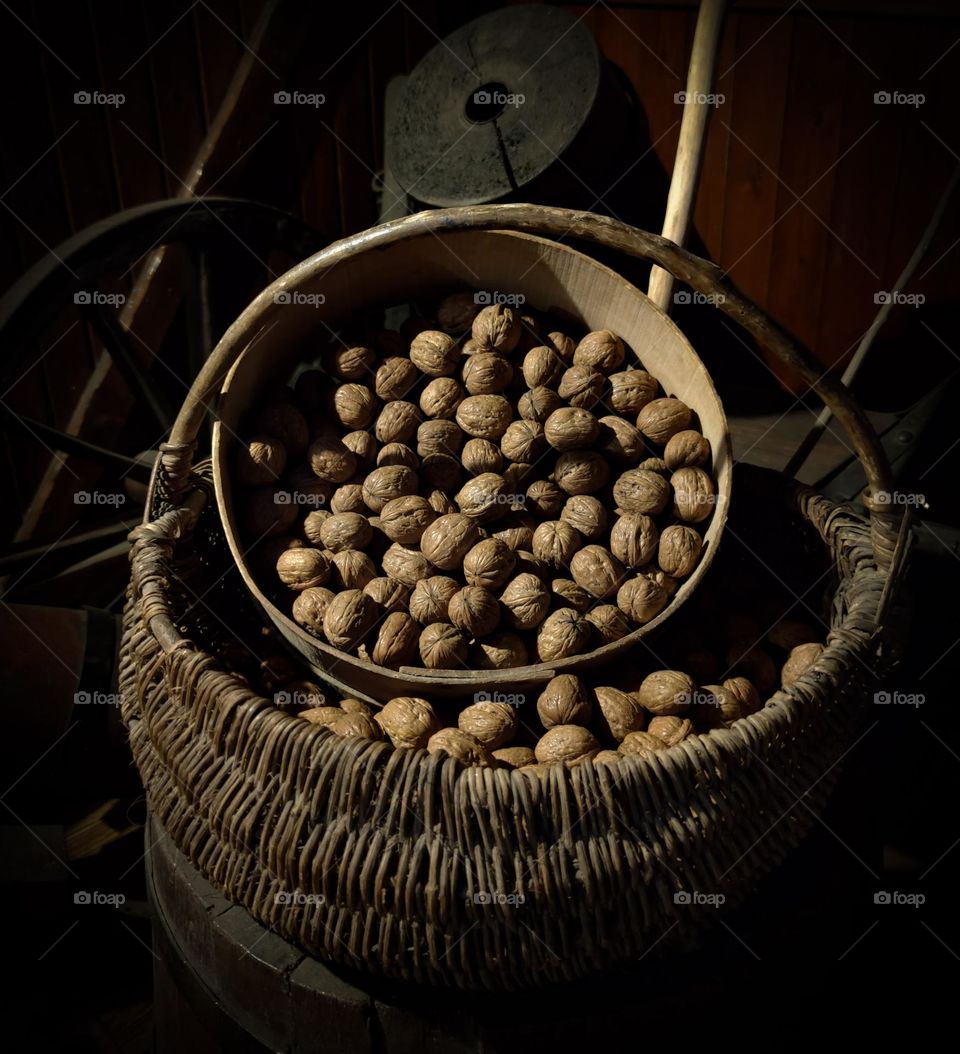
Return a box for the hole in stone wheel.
[464,82,509,124]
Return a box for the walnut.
[554,451,609,494]
[341,697,373,716]
[522,346,565,389]
[244,487,298,537]
[664,430,711,471]
[375,444,416,472]
[463,538,515,589]
[379,495,435,544]
[471,304,521,353]
[532,520,583,569]
[616,575,669,624]
[322,589,377,650]
[461,438,503,475]
[585,604,631,643]
[493,524,535,552]
[236,435,286,486]
[573,329,624,373]
[637,397,693,444]
[545,331,576,363]
[448,586,501,637]
[419,623,468,669]
[638,457,669,476]
[409,330,460,376]
[331,344,375,381]
[375,400,421,444]
[618,731,664,759]
[723,676,761,716]
[610,513,658,568]
[381,542,434,586]
[255,403,309,456]
[637,670,695,715]
[409,575,459,624]
[658,524,703,578]
[420,453,463,491]
[560,495,607,541]
[570,545,626,599]
[597,417,647,463]
[521,480,561,519]
[286,466,333,508]
[644,569,679,596]
[551,578,592,612]
[426,489,457,516]
[767,619,819,652]
[292,586,336,634]
[462,351,513,395]
[371,612,419,668]
[300,705,343,727]
[535,725,599,764]
[544,406,599,451]
[420,513,482,570]
[299,511,329,546]
[594,686,646,741]
[437,292,480,334]
[308,436,357,483]
[608,369,657,414]
[362,465,418,512]
[593,750,622,765]
[557,365,604,409]
[514,549,551,580]
[330,711,384,740]
[781,642,824,687]
[330,483,366,514]
[537,674,592,728]
[377,696,441,748]
[461,338,481,355]
[517,386,563,423]
[645,715,692,746]
[458,701,517,749]
[332,383,376,429]
[500,420,546,463]
[697,684,741,727]
[417,419,462,458]
[499,573,550,630]
[427,727,494,766]
[419,377,464,419]
[492,746,536,768]
[502,462,532,494]
[455,473,508,522]
[363,576,409,613]
[319,512,372,553]
[343,430,378,470]
[375,356,418,401]
[536,608,590,661]
[671,467,716,524]
[331,549,376,590]
[726,640,778,695]
[612,468,670,515]
[455,394,513,439]
[277,548,331,591]
[473,630,528,669]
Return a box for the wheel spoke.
[81,300,176,432]
[5,408,156,475]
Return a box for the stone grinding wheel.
[391,5,606,207]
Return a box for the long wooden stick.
[784,160,960,479]
[647,0,726,312]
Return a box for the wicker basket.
[121,206,907,990]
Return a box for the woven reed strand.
[119,481,886,990]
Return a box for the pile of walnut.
[292,617,825,767]
[235,293,719,670]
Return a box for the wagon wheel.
[0,198,324,604]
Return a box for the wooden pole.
[647,0,726,313]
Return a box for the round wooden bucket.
[211,225,732,702]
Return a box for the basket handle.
[165,204,900,570]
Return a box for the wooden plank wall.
[0,0,958,544]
